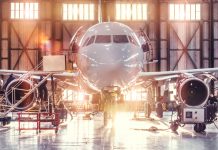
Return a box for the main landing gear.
[194,123,206,133]
[169,121,206,133]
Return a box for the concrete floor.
[0,112,218,150]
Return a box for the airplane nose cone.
[79,44,143,90]
[88,44,131,64]
[102,63,123,77]
[98,62,126,87]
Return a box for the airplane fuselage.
[77,22,144,91]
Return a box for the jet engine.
[5,79,36,111]
[177,77,209,107]
[170,77,218,133]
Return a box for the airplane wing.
[0,69,80,89]
[139,67,218,81]
[0,69,79,77]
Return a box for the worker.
[3,74,15,90]
[38,76,48,101]
[0,79,4,96]
[58,102,67,122]
[207,94,218,122]
[71,41,79,53]
[208,94,218,104]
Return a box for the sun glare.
[63,90,91,102]
[124,88,147,101]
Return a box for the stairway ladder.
[56,93,74,120]
[139,28,154,62]
[0,73,53,117]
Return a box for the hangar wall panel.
[169,22,201,70]
[1,21,8,59]
[1,60,8,69]
[1,41,8,58]
[159,1,212,71]
[160,2,168,71]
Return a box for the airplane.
[0,22,218,132]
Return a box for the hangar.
[0,0,218,149]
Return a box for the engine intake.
[5,79,36,111]
[178,77,209,107]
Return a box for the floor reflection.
[0,112,217,150]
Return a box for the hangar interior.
[1,0,218,70]
[0,0,218,149]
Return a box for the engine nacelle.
[177,77,209,107]
[5,79,36,111]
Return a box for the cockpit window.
[86,35,95,46]
[128,35,138,46]
[95,35,111,43]
[113,35,129,43]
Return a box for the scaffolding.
[17,112,60,134]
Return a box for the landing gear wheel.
[194,123,206,133]
[112,110,115,124]
[145,102,151,118]
[133,112,137,119]
[104,112,108,126]
[2,121,6,126]
[202,124,206,131]
[170,121,179,132]
[55,129,58,134]
[156,102,163,118]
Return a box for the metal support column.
[156,0,161,71]
[209,0,214,67]
[167,2,171,71]
[0,1,2,68]
[51,0,56,55]
[51,75,56,112]
[8,19,11,69]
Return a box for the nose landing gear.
[170,121,179,132]
[101,86,121,126]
